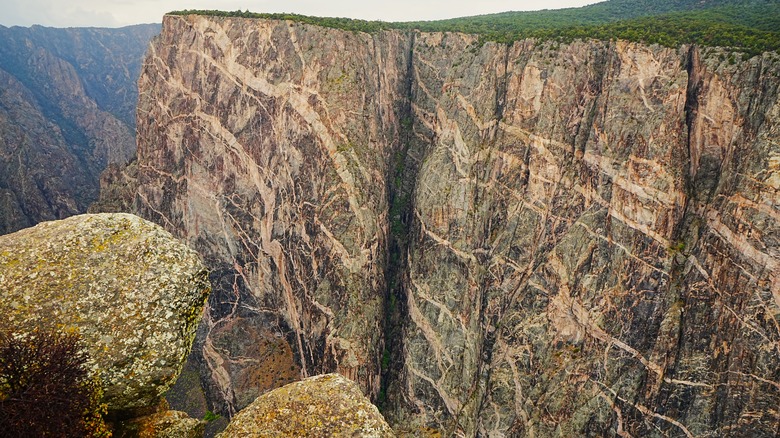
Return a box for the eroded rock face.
[131,14,780,437]
[217,374,394,437]
[0,213,211,415]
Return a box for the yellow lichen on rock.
[115,408,205,438]
[218,373,395,437]
[0,213,211,417]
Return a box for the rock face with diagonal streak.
[393,37,780,436]
[128,14,780,437]
[134,15,409,416]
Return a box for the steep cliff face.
[136,15,410,414]
[133,14,780,436]
[395,37,780,437]
[0,24,159,234]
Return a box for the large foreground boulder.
[219,373,395,437]
[0,213,211,415]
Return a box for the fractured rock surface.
[217,373,394,437]
[131,14,780,436]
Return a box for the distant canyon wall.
[0,24,159,234]
[130,14,780,437]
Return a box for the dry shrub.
[0,329,110,437]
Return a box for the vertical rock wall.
[136,15,411,414]
[395,38,780,436]
[135,14,780,436]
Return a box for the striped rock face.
[136,15,408,416]
[134,14,780,437]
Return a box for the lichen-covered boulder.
[218,374,395,437]
[0,213,211,415]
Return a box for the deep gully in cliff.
[379,30,417,411]
[684,45,706,200]
[677,45,709,250]
[684,44,734,205]
[671,44,701,251]
[659,46,705,401]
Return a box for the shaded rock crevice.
[380,30,417,416]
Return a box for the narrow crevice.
[572,42,612,159]
[683,44,703,200]
[494,42,511,123]
[378,30,417,414]
[666,44,704,273]
[685,45,724,205]
[654,46,707,426]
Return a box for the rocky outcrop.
[128,14,780,437]
[0,24,159,235]
[217,374,394,437]
[0,213,211,416]
[114,408,205,438]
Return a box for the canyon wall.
[132,14,780,436]
[135,15,411,414]
[0,24,159,234]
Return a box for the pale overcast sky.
[0,0,601,28]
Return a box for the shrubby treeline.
[168,0,780,56]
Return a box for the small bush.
[0,329,110,437]
[669,240,687,254]
[203,410,220,422]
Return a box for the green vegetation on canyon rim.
[170,0,780,56]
